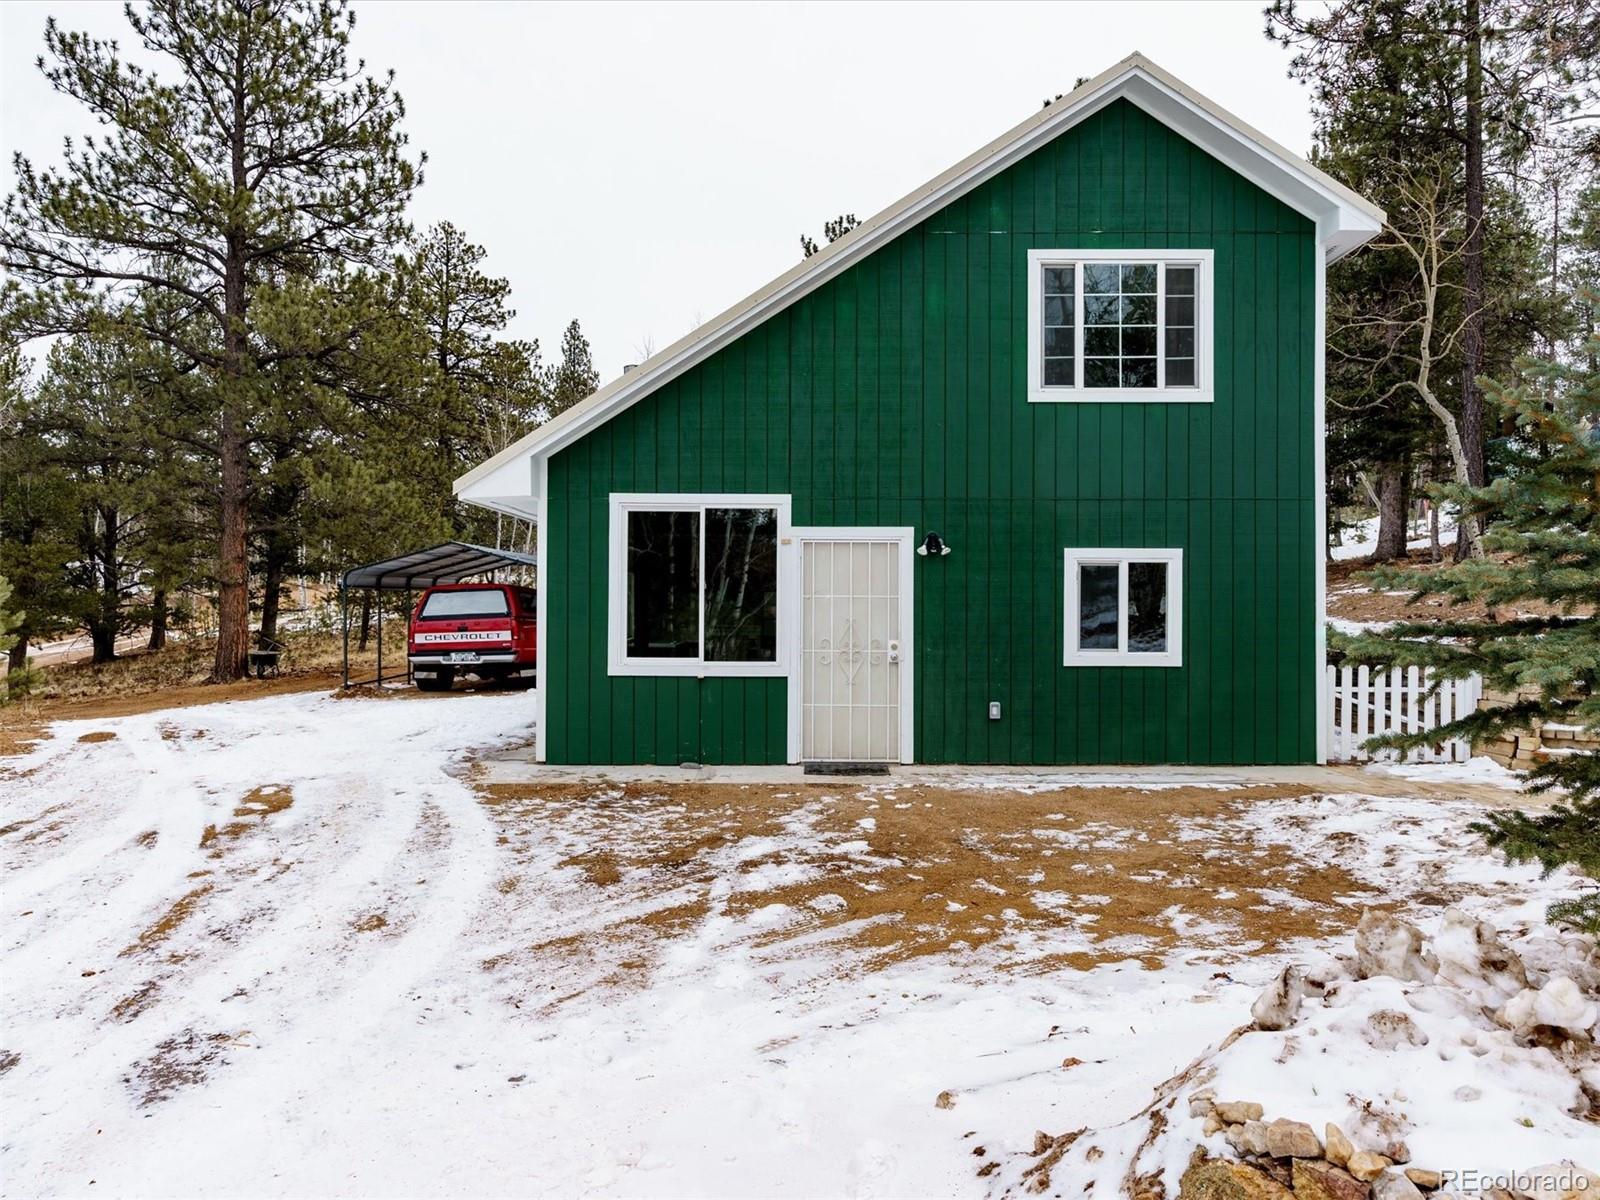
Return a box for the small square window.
[1063,549,1183,666]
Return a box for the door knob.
[887,639,900,663]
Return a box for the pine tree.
[800,213,860,260]
[1,0,419,681]
[546,320,599,420]
[0,574,36,703]
[394,222,546,536]
[0,346,76,673]
[1334,324,1600,931]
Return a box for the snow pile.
[994,908,1600,1199]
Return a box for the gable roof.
[456,52,1384,517]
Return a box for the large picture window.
[610,494,789,676]
[1063,548,1183,667]
[1027,250,1213,403]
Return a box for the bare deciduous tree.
[1332,160,1486,560]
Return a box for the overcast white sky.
[1,1,1317,379]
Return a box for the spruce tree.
[1334,328,1600,932]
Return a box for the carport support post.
[340,585,349,689]
[376,593,383,687]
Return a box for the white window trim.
[1063,547,1184,668]
[608,492,792,678]
[1027,248,1214,404]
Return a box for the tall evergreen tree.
[0,347,75,673]
[395,222,546,535]
[546,319,599,420]
[22,321,208,662]
[1269,0,1600,559]
[1334,331,1600,932]
[0,0,420,681]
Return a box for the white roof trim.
[455,52,1383,505]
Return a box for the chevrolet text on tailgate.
[407,583,536,692]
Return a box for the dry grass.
[0,630,397,756]
[199,786,295,854]
[120,885,215,958]
[1327,551,1593,627]
[477,779,1389,994]
[1,628,516,758]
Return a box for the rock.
[1293,1159,1372,1200]
[1371,1170,1424,1200]
[1179,1158,1294,1200]
[1258,1159,1295,1189]
[1203,1113,1225,1136]
[1517,1162,1600,1200]
[1403,1169,1443,1191]
[1214,1100,1265,1124]
[1354,909,1435,982]
[1499,977,1599,1038]
[1363,1009,1430,1051]
[1253,965,1306,1031]
[1348,1153,1394,1183]
[1190,1088,1217,1118]
[1032,1130,1052,1155]
[1432,907,1528,1005]
[1325,1123,1355,1168]
[1264,1118,1321,1159]
[1238,1120,1272,1155]
[935,1090,956,1110]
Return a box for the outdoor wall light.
[918,531,951,557]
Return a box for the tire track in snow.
[0,690,537,1196]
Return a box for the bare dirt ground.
[474,774,1524,996]
[1327,552,1588,626]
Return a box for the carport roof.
[340,541,537,590]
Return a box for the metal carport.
[338,541,538,688]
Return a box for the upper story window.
[1027,249,1213,404]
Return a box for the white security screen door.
[800,538,903,763]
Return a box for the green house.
[455,54,1383,768]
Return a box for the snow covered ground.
[0,691,1587,1198]
[1332,514,1456,561]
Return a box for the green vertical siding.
[545,99,1317,764]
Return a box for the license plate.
[444,651,481,664]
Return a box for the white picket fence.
[1326,665,1483,763]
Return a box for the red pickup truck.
[407,583,537,692]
